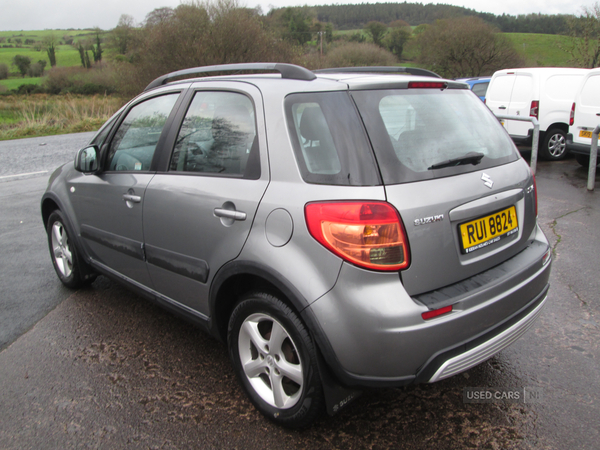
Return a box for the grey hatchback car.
[42,63,552,428]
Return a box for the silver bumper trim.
[428,295,548,383]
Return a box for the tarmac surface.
[0,135,598,449]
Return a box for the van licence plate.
[579,130,598,139]
[459,206,519,254]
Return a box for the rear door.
[142,83,269,315]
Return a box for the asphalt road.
[0,134,598,449]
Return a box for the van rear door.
[485,72,516,128]
[505,73,535,137]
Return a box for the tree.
[111,14,136,55]
[416,17,524,78]
[0,63,9,80]
[115,0,295,95]
[364,21,387,47]
[90,30,103,63]
[43,34,58,67]
[280,7,312,45]
[561,3,600,67]
[12,54,31,78]
[385,22,411,58]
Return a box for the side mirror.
[75,145,99,173]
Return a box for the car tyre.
[540,128,568,160]
[47,210,94,288]
[228,292,324,428]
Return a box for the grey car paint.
[42,65,552,427]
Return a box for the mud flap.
[315,348,362,416]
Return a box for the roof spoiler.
[314,66,442,78]
[144,63,316,91]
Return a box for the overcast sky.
[0,0,596,31]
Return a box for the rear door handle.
[499,106,507,110]
[214,208,246,221]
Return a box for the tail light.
[570,102,576,126]
[305,201,410,271]
[530,100,539,119]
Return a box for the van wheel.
[575,154,599,167]
[540,128,567,161]
[228,292,324,428]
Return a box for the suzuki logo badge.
[481,173,494,189]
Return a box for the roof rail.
[314,66,442,79]
[144,63,316,91]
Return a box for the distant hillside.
[272,2,570,34]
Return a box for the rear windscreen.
[352,89,519,184]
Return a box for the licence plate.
[579,130,598,139]
[459,206,519,254]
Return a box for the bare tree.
[561,3,600,68]
[416,17,524,78]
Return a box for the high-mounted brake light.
[305,202,410,271]
[570,102,576,126]
[408,81,448,89]
[530,100,539,119]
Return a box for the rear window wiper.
[428,152,485,170]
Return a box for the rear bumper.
[566,133,599,156]
[425,288,547,382]
[306,226,551,388]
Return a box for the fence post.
[493,115,540,174]
[588,125,599,192]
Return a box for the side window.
[284,91,380,186]
[91,114,117,148]
[106,93,179,172]
[288,103,341,175]
[170,91,259,178]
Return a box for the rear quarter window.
[285,91,380,186]
[352,88,519,184]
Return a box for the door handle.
[499,106,507,110]
[123,194,142,203]
[214,208,246,221]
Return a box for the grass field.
[0,28,106,89]
[507,33,573,67]
[0,94,126,140]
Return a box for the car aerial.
[485,67,589,161]
[455,76,491,101]
[42,63,552,428]
[567,67,600,167]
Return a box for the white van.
[486,67,589,160]
[567,67,600,167]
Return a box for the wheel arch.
[543,122,568,135]
[208,261,312,343]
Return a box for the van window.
[580,76,600,107]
